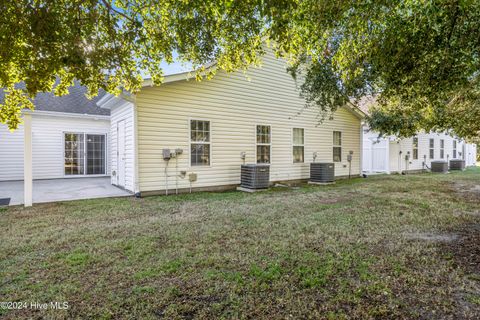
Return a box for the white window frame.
[63,131,108,178]
[189,119,211,167]
[255,124,272,164]
[440,139,445,159]
[292,127,305,163]
[333,131,342,162]
[453,140,457,158]
[412,137,419,160]
[429,138,435,159]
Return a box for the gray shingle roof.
[0,81,110,116]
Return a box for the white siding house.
[0,112,110,181]
[0,85,111,184]
[362,127,477,174]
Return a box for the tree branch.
[100,0,136,24]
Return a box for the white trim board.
[24,110,110,121]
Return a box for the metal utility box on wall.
[310,162,335,183]
[431,161,448,173]
[240,164,270,189]
[449,159,466,170]
[162,148,171,160]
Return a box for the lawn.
[1,169,480,319]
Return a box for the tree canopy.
[1,1,479,140]
[289,0,480,140]
[0,0,281,129]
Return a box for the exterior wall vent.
[310,162,335,183]
[449,159,466,170]
[240,164,270,189]
[431,161,448,173]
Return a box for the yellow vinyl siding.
[136,51,361,192]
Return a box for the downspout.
[165,159,169,196]
[176,155,179,195]
[423,154,431,171]
[359,123,364,176]
[398,150,403,174]
[132,94,141,197]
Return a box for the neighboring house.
[362,130,477,174]
[359,98,477,174]
[99,50,364,195]
[0,85,110,181]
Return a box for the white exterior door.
[117,120,126,188]
[389,141,401,173]
[466,144,477,166]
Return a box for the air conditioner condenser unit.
[238,164,270,191]
[310,162,335,184]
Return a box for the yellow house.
[98,51,364,196]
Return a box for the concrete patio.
[0,177,131,206]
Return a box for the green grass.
[1,168,480,319]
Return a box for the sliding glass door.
[86,134,106,175]
[64,133,85,175]
[64,133,106,176]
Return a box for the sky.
[159,60,193,76]
[139,53,194,79]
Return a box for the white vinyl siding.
[0,124,24,181]
[0,114,110,181]
[110,101,136,192]
[135,50,362,192]
[369,131,473,173]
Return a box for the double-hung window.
[413,137,418,160]
[453,140,457,158]
[190,120,210,166]
[440,139,445,159]
[256,125,271,163]
[292,128,304,163]
[333,131,342,162]
[429,138,435,159]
